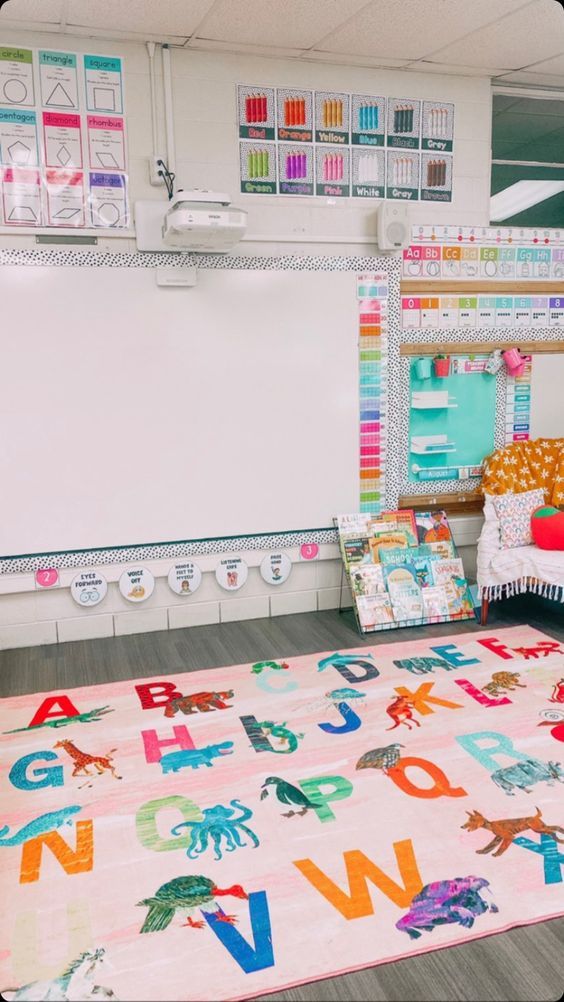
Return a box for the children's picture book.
[369,530,409,562]
[422,585,450,620]
[343,537,372,565]
[431,557,465,586]
[383,563,419,591]
[382,509,418,546]
[337,513,371,535]
[425,539,456,561]
[350,563,385,596]
[387,579,424,621]
[415,510,453,545]
[335,509,474,634]
[443,576,475,618]
[357,593,394,628]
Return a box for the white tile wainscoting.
[0,516,482,650]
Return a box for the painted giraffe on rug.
[54,740,122,780]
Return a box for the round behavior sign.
[119,567,155,603]
[215,557,248,591]
[260,552,292,586]
[168,561,202,596]
[70,571,108,607]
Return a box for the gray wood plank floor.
[1,594,562,1002]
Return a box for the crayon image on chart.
[426,159,447,187]
[323,152,344,181]
[315,91,349,136]
[357,153,379,183]
[284,96,307,126]
[247,148,270,178]
[427,107,449,138]
[358,104,379,131]
[285,150,308,179]
[244,93,268,123]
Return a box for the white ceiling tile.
[428,0,564,71]
[495,70,564,87]
[0,0,63,24]
[519,52,564,75]
[312,0,527,61]
[66,0,216,37]
[186,38,305,60]
[406,60,502,78]
[303,51,410,68]
[194,0,369,49]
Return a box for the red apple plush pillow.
[531,505,564,550]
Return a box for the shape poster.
[39,50,78,110]
[0,108,38,166]
[89,171,128,227]
[45,168,85,226]
[0,46,34,107]
[0,43,128,229]
[1,166,40,225]
[84,54,123,114]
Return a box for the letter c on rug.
[294,842,423,918]
[386,757,467,799]
[255,668,298,694]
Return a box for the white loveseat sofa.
[477,494,564,624]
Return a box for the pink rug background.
[1,624,563,1001]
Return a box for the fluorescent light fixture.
[490,180,564,221]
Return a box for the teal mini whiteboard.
[408,356,496,482]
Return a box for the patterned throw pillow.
[493,488,547,549]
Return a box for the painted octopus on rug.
[0,626,563,1002]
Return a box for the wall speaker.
[376,202,410,251]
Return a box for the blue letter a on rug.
[201,891,274,972]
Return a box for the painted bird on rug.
[356,743,404,773]
[461,807,564,856]
[138,875,248,933]
[260,776,317,817]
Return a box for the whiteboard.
[529,353,564,440]
[0,265,360,556]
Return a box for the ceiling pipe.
[162,43,177,178]
[146,41,159,161]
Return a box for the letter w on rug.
[294,841,423,918]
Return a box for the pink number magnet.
[35,568,60,589]
[300,543,319,561]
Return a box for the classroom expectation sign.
[0,45,129,229]
[238,85,454,201]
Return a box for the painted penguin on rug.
[260,777,317,817]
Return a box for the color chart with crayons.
[237,85,454,200]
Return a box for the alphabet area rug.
[1,625,564,1001]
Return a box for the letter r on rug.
[455,731,534,772]
[293,842,423,918]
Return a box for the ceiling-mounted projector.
[135,189,247,253]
